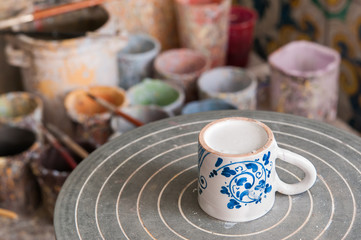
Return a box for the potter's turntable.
[54,111,361,239]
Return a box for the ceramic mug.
[198,117,317,222]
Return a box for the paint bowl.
[227,6,257,67]
[127,78,185,115]
[268,40,341,121]
[117,34,161,90]
[154,48,210,102]
[198,67,257,110]
[0,92,43,140]
[0,125,41,213]
[64,85,128,146]
[110,106,172,137]
[181,98,237,114]
[175,0,231,67]
[31,141,95,219]
[6,6,127,135]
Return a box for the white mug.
[198,117,317,222]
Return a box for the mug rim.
[199,117,274,157]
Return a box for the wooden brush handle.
[33,0,107,21]
[114,109,144,127]
[42,126,78,170]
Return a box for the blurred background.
[0,0,360,239]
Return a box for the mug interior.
[200,117,272,156]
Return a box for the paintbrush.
[0,0,108,30]
[47,124,89,159]
[0,208,18,220]
[40,125,77,170]
[85,92,144,127]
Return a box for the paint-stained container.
[127,79,185,115]
[64,85,128,147]
[107,0,179,50]
[198,67,257,110]
[0,126,40,214]
[31,142,95,219]
[175,0,231,68]
[0,92,43,140]
[154,48,210,102]
[269,41,341,121]
[118,34,161,90]
[5,6,127,135]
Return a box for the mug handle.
[275,148,317,195]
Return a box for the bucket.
[268,41,341,121]
[5,6,127,135]
[0,92,43,140]
[0,126,40,214]
[64,85,128,146]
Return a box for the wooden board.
[54,110,361,239]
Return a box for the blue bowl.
[182,99,237,115]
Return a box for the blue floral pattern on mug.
[198,145,210,194]
[198,145,273,209]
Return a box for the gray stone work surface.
[54,110,361,239]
